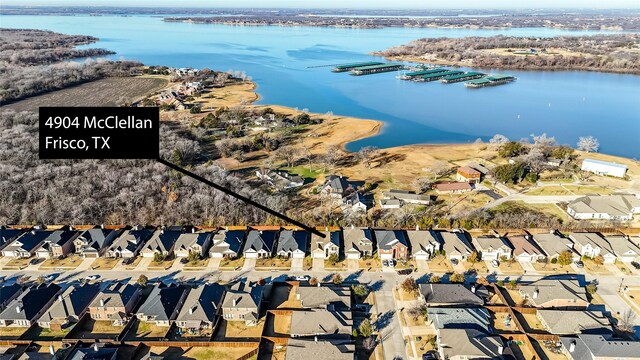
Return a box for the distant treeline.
[375,34,640,74]
[0,28,141,104]
[0,110,287,225]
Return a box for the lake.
[2,15,639,158]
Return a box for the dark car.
[397,268,413,275]
[422,351,439,360]
[631,261,640,270]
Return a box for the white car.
[295,276,309,282]
[491,260,499,267]
[85,275,100,281]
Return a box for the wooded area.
[376,34,640,74]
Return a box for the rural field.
[4,77,168,111]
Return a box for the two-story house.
[106,226,155,259]
[0,284,62,327]
[342,226,374,259]
[471,235,513,261]
[37,283,100,329]
[88,282,142,325]
[242,229,278,259]
[276,230,309,259]
[320,175,354,199]
[222,281,263,326]
[136,284,189,327]
[374,230,409,261]
[209,229,245,259]
[174,230,213,258]
[141,226,185,258]
[406,228,442,261]
[176,284,226,334]
[74,227,122,258]
[35,227,80,259]
[440,231,474,261]
[1,228,50,258]
[311,229,341,259]
[569,232,616,264]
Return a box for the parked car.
[397,268,413,275]
[631,261,640,270]
[574,261,584,268]
[422,351,439,360]
[491,260,499,267]
[451,258,459,265]
[295,276,309,282]
[85,275,99,281]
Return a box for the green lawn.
[280,166,323,180]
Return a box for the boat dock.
[418,70,464,82]
[398,67,449,80]
[465,74,517,88]
[440,71,485,84]
[332,61,383,72]
[350,63,405,76]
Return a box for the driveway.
[76,257,95,271]
[242,257,257,271]
[416,259,430,273]
[452,261,466,274]
[485,260,503,275]
[519,261,539,275]
[605,263,624,276]
[347,259,359,270]
[479,189,502,200]
[135,257,153,270]
[570,262,586,274]
[207,258,222,270]
[291,257,304,271]
[312,257,325,271]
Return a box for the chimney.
[100,298,105,307]
[58,295,63,302]
[569,340,576,353]
[416,225,419,231]
[31,230,36,235]
[189,307,194,315]
[233,297,240,307]
[351,225,355,230]
[192,228,195,233]
[15,305,21,313]
[100,224,104,229]
[325,226,329,232]
[93,343,99,352]
[471,285,476,293]
[533,289,539,299]
[498,345,504,355]
[49,345,55,355]
[314,336,318,343]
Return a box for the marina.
[349,63,405,75]
[465,74,517,88]
[331,61,383,72]
[440,71,485,83]
[397,67,449,80]
[418,70,464,82]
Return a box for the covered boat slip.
[465,74,517,88]
[350,63,405,75]
[331,61,383,72]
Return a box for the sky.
[2,0,639,8]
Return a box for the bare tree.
[322,145,343,172]
[357,146,379,168]
[275,146,301,168]
[424,160,451,180]
[531,133,557,149]
[617,309,637,334]
[577,136,600,153]
[489,134,509,146]
[413,177,433,194]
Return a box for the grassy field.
[223,319,265,338]
[148,259,175,269]
[127,320,170,339]
[428,255,453,273]
[40,255,83,269]
[493,201,567,221]
[273,314,292,335]
[498,261,524,275]
[91,257,120,270]
[23,325,72,340]
[2,257,31,270]
[219,257,245,269]
[281,166,324,180]
[255,257,291,269]
[526,186,572,196]
[146,346,257,360]
[563,185,614,195]
[4,77,168,111]
[0,326,29,338]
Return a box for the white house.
[605,235,640,263]
[568,232,616,263]
[471,236,513,261]
[581,158,627,178]
[567,194,640,221]
[406,228,441,260]
[311,229,340,259]
[440,231,474,261]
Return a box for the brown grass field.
[4,77,168,112]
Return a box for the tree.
[322,145,343,171]
[363,336,376,351]
[309,277,318,286]
[413,177,433,194]
[468,251,479,263]
[476,277,489,286]
[187,250,201,263]
[491,162,526,184]
[593,255,604,266]
[357,146,379,168]
[153,252,167,263]
[275,146,301,168]
[424,160,450,180]
[189,105,202,114]
[429,275,441,283]
[617,309,637,334]
[557,250,574,266]
[408,304,427,321]
[489,134,509,146]
[509,279,518,289]
[531,133,556,149]
[137,274,149,288]
[332,274,343,285]
[586,282,598,294]
[328,253,339,265]
[353,284,369,298]
[401,277,418,294]
[498,141,526,158]
[577,136,599,152]
[358,318,373,337]
[450,273,465,283]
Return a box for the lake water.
[2,15,639,157]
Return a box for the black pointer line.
[157,157,326,238]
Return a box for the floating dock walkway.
[332,61,383,72]
[440,71,485,84]
[350,63,405,76]
[465,74,517,88]
[418,70,464,82]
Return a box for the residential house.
[276,230,309,259]
[456,166,482,183]
[285,339,355,360]
[35,228,79,259]
[406,229,442,260]
[65,345,118,360]
[243,229,278,258]
[581,158,628,178]
[560,333,640,360]
[518,280,589,309]
[532,232,578,261]
[174,230,213,258]
[536,310,610,335]
[89,282,142,325]
[382,189,431,205]
[222,281,263,326]
[380,198,402,209]
[434,182,473,194]
[437,328,509,360]
[294,286,351,310]
[74,227,122,258]
[136,284,189,327]
[311,229,340,259]
[343,192,370,212]
[37,283,100,329]
[0,284,24,312]
[209,229,245,259]
[471,236,513,261]
[176,284,226,333]
[569,232,616,263]
[141,226,185,258]
[426,307,492,333]
[1,229,50,258]
[342,227,374,259]
[374,230,409,261]
[567,194,640,221]
[0,284,62,327]
[507,235,546,263]
[290,309,352,338]
[0,227,24,253]
[418,284,484,307]
[440,231,474,261]
[320,175,354,198]
[256,170,304,190]
[606,235,640,263]
[106,226,155,259]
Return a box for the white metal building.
[581,158,627,178]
